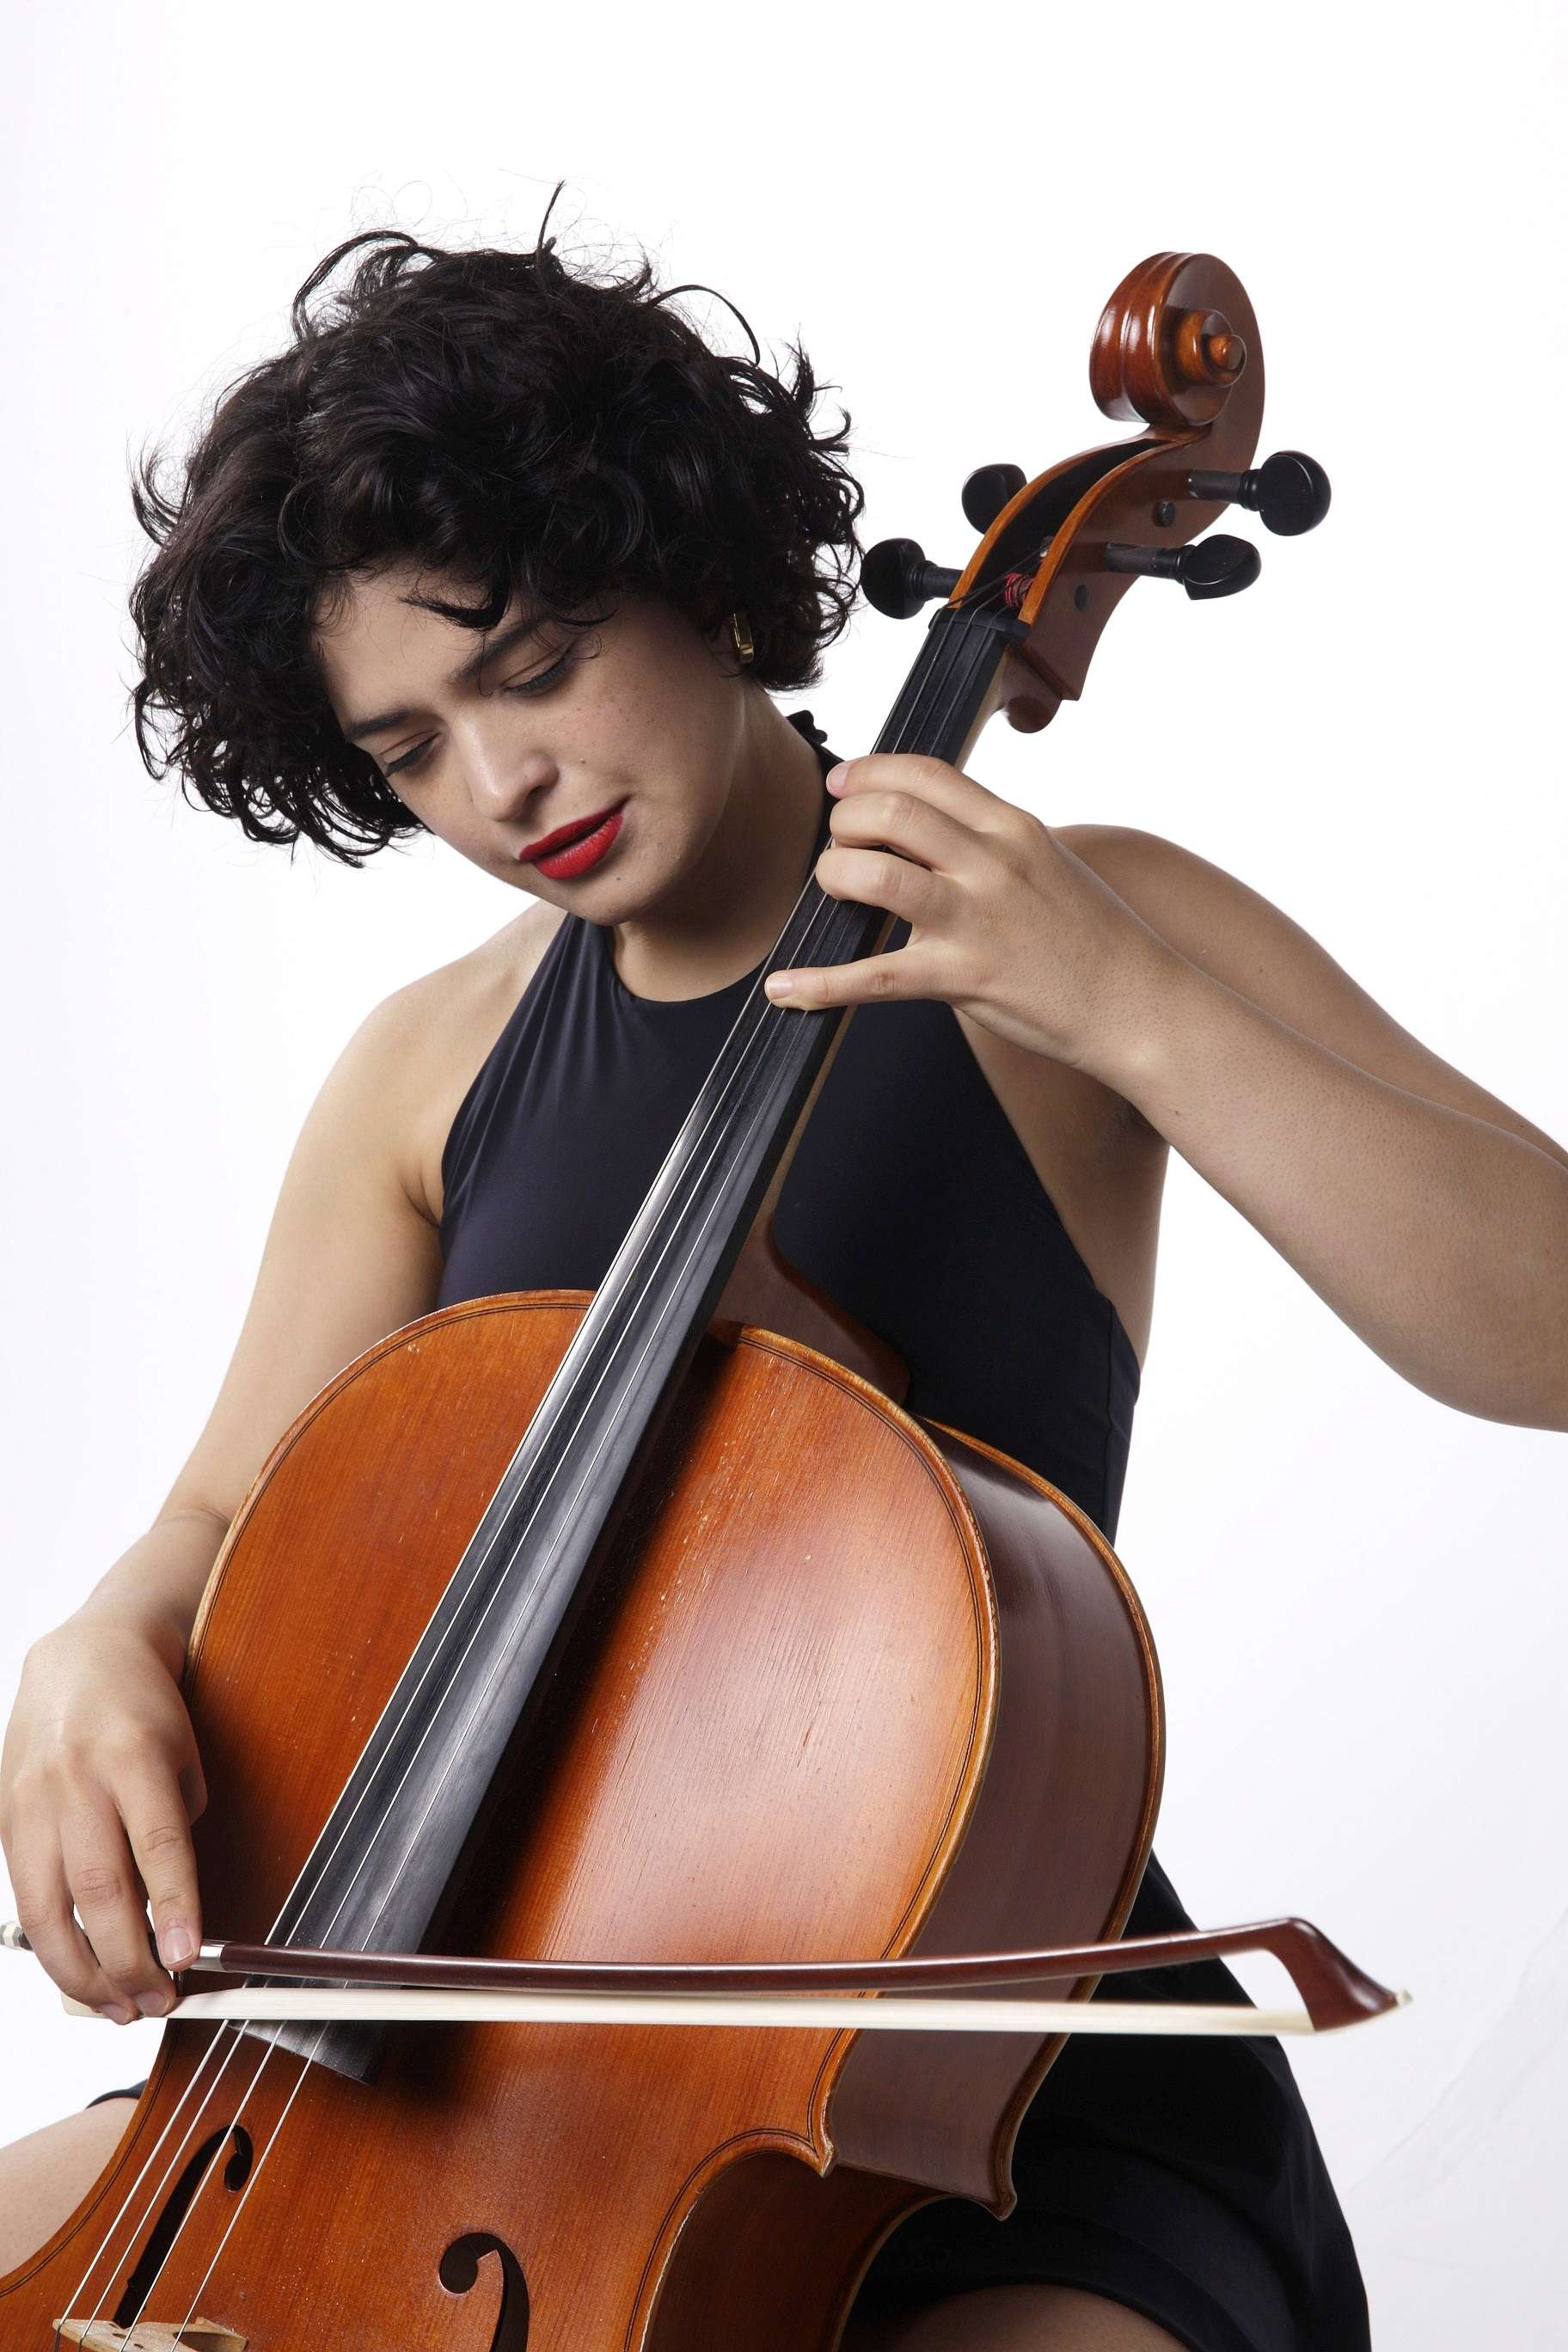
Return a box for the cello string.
[105,610,995,2330]
[85,616,991,2331]
[102,870,869,2337]
[235,616,987,1957]
[150,628,993,2309]
[249,610,986,1960]
[248,876,863,1928]
[115,618,988,2322]
[109,889,861,2334]
[61,2023,282,2341]
[254,611,983,1966]
[167,2031,326,2348]
[307,625,1002,1946]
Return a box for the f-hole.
[440,2232,530,2350]
[111,2124,253,2328]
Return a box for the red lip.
[518,801,626,862]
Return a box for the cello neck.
[255,602,1020,2081]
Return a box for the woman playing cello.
[3,207,1566,2350]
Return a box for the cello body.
[8,1292,1160,2350]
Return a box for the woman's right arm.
[0,977,456,2026]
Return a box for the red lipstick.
[519,801,627,880]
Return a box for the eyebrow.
[340,614,546,747]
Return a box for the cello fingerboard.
[248,603,1019,2082]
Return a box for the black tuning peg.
[1184,449,1331,537]
[861,537,964,621]
[1104,534,1261,601]
[962,463,1027,532]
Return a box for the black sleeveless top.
[433,711,1369,2349]
[438,711,1140,1540]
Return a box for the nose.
[461,726,555,829]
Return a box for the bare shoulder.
[1054,822,1568,1171]
[356,897,569,1229]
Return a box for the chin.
[518,859,640,918]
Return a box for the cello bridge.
[52,2322,246,2351]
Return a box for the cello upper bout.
[712,1214,910,1402]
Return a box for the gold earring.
[728,609,755,668]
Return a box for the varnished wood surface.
[4,1297,1157,2349]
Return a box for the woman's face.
[314,560,754,920]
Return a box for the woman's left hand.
[763,754,1169,1077]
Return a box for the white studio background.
[3,6,1564,2343]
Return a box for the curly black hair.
[126,187,865,864]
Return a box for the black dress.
[94,710,1370,2350]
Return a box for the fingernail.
[98,2001,136,2025]
[135,1988,173,2018]
[826,763,848,793]
[764,972,796,1000]
[160,1925,196,1969]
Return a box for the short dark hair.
[127,188,865,865]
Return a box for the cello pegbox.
[936,250,1276,726]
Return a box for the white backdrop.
[3,5,1565,2343]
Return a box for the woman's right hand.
[0,1613,206,2024]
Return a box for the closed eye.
[381,652,575,780]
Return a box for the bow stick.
[3,1915,1408,2037]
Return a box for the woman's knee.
[842,2283,1188,2349]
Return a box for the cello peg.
[1103,534,1262,601]
[861,537,963,620]
[962,463,1027,531]
[1184,449,1332,536]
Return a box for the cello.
[3,249,1399,2352]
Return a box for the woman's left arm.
[764,755,1568,1431]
